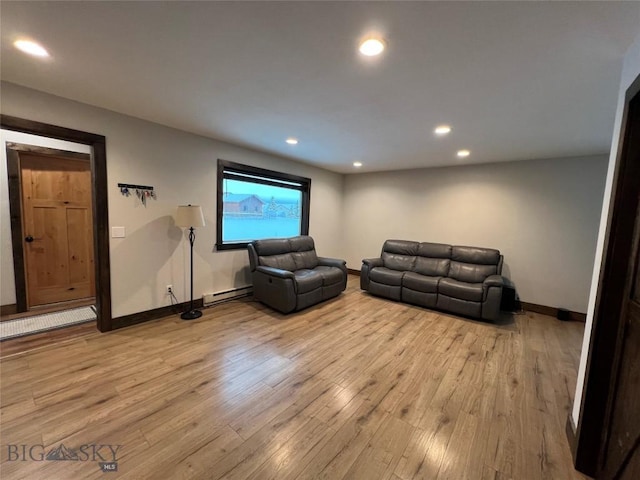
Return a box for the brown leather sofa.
[248,236,347,313]
[361,240,506,321]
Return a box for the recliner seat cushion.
[402,272,440,293]
[294,269,323,294]
[369,267,405,286]
[438,278,484,302]
[313,266,344,286]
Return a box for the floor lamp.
[175,204,205,320]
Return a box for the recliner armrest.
[317,257,347,269]
[362,258,383,268]
[483,275,505,288]
[256,265,295,279]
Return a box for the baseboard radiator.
[202,286,253,306]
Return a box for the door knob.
[25,235,34,243]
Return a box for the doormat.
[0,306,96,341]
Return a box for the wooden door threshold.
[0,297,95,322]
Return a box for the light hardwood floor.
[0,277,588,479]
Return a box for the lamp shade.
[175,205,205,228]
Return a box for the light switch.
[112,226,125,238]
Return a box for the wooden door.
[601,208,640,479]
[571,74,640,478]
[598,84,640,479]
[20,153,95,307]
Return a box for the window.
[216,160,311,250]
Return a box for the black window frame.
[216,159,311,251]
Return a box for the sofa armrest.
[317,257,347,269]
[255,265,295,280]
[482,275,506,322]
[362,257,383,268]
[252,266,297,313]
[361,258,383,290]
[483,275,505,288]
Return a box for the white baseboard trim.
[203,286,253,306]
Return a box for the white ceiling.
[1,1,639,173]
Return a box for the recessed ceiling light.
[434,125,452,136]
[353,162,363,168]
[286,138,298,145]
[457,149,471,158]
[359,38,385,56]
[14,39,49,58]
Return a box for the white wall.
[572,32,640,426]
[0,131,91,306]
[0,82,344,317]
[0,79,612,333]
[344,155,608,313]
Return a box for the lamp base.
[180,309,203,320]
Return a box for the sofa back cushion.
[448,246,501,283]
[253,238,291,256]
[289,235,319,270]
[376,240,502,281]
[452,246,501,265]
[382,239,418,271]
[289,235,315,252]
[292,251,318,270]
[417,242,452,258]
[260,253,297,271]
[414,258,450,276]
[253,235,317,272]
[413,242,451,276]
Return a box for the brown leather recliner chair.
[248,236,347,313]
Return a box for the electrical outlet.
[166,285,173,295]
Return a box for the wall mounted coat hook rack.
[118,183,156,206]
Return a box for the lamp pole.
[176,204,204,320]
[181,226,201,320]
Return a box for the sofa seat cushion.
[313,266,344,286]
[294,269,323,293]
[402,272,440,293]
[369,267,405,286]
[439,278,484,302]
